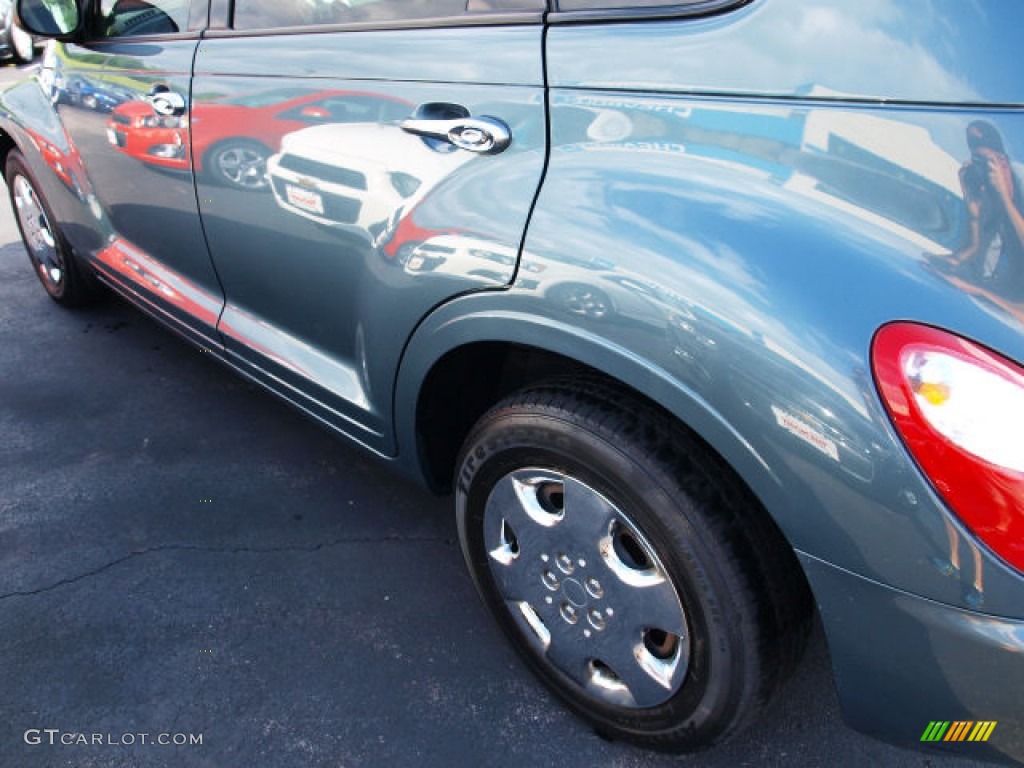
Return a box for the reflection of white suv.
[401,234,518,283]
[267,122,471,243]
[400,234,657,322]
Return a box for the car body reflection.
[106,100,188,168]
[94,236,221,328]
[21,124,87,198]
[108,88,410,189]
[59,75,135,113]
[267,122,473,245]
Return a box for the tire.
[9,22,34,65]
[455,379,812,751]
[205,141,270,191]
[6,150,99,306]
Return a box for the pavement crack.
[0,550,145,601]
[0,534,451,601]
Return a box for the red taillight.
[872,322,1024,573]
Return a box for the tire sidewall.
[456,410,752,746]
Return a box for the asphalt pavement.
[0,59,999,768]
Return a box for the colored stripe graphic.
[923,721,998,742]
[945,722,972,741]
[969,722,997,742]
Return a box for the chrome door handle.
[146,87,186,117]
[400,116,511,155]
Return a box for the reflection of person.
[950,121,1024,295]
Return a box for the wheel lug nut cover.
[542,570,560,591]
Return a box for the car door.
[192,0,548,454]
[50,0,223,347]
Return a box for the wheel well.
[415,342,735,501]
[416,341,815,674]
[0,130,17,179]
[416,343,596,493]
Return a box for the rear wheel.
[455,380,812,750]
[6,150,98,306]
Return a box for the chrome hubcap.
[484,469,689,708]
[13,175,63,288]
[216,147,267,189]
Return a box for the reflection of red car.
[106,100,187,169]
[25,126,87,199]
[106,88,409,190]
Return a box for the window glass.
[98,0,190,36]
[233,0,470,31]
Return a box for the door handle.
[400,115,511,155]
[146,86,186,117]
